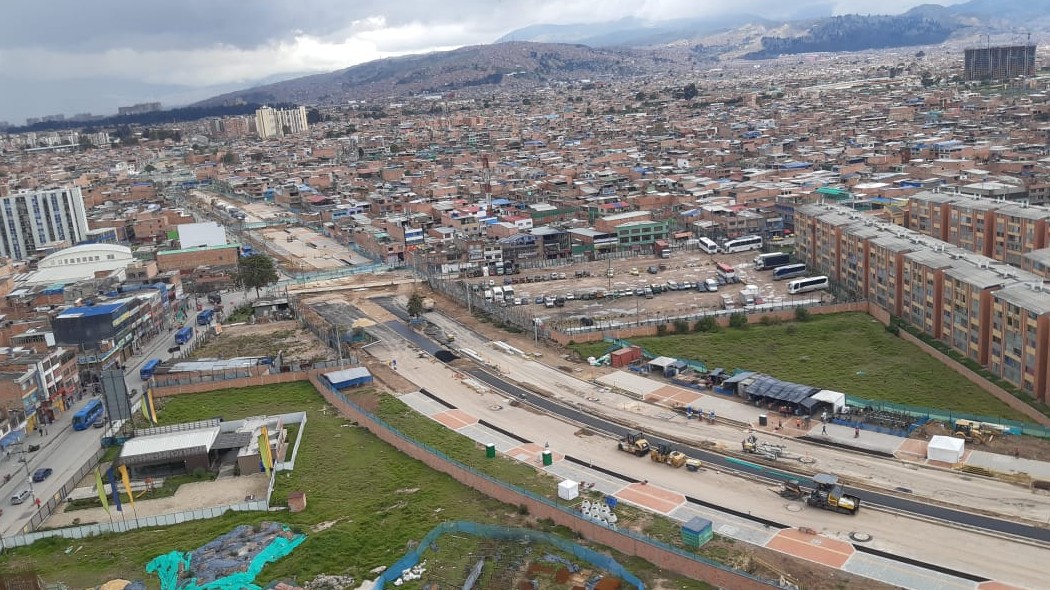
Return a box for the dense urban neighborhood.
[3,7,1050,590]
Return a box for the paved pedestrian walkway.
[391,388,1033,590]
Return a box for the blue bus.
[175,326,194,345]
[197,309,215,326]
[72,399,105,431]
[773,263,807,281]
[140,358,161,381]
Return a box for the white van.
[704,278,719,292]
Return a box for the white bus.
[722,235,763,253]
[697,237,721,254]
[492,286,505,302]
[787,275,830,294]
[773,263,807,281]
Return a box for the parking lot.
[461,246,821,323]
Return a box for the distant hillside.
[743,14,956,59]
[496,14,771,48]
[193,42,653,108]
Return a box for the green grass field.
[573,312,1029,421]
[1,382,713,590]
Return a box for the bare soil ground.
[47,474,270,529]
[191,320,331,363]
[912,421,1050,462]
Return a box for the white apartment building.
[255,105,309,138]
[0,187,89,260]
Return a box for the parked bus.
[773,263,808,281]
[788,275,830,294]
[197,309,215,326]
[139,358,162,381]
[697,237,721,255]
[72,399,105,431]
[722,235,763,253]
[754,251,791,270]
[715,262,738,283]
[175,326,195,345]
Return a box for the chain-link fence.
[844,395,1050,439]
[374,521,645,590]
[314,378,785,589]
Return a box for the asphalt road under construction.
[374,298,1050,547]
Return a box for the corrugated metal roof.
[324,367,372,383]
[121,426,220,458]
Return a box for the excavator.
[953,419,993,444]
[650,443,688,468]
[617,431,651,457]
[779,473,860,515]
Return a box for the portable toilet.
[681,516,713,548]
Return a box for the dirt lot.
[191,320,332,363]
[913,421,1050,462]
[460,248,821,324]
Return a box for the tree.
[235,254,278,297]
[728,312,748,329]
[221,152,238,166]
[683,83,698,100]
[143,164,157,173]
[407,292,424,317]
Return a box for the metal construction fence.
[315,379,783,589]
[374,521,645,590]
[843,395,1050,439]
[8,446,107,537]
[0,411,307,550]
[1,501,269,549]
[427,272,823,340]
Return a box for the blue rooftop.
[57,301,125,318]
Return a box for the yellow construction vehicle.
[617,432,651,457]
[779,474,860,514]
[650,443,687,467]
[953,419,993,444]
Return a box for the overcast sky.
[0,0,964,124]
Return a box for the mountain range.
[182,0,1049,111]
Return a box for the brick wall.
[547,302,869,344]
[151,368,327,397]
[862,303,1050,426]
[156,246,240,273]
[307,375,778,590]
[896,330,1050,426]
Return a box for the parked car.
[93,417,106,429]
[32,468,53,482]
[705,278,720,292]
[10,489,31,505]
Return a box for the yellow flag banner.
[257,433,271,475]
[94,467,110,514]
[260,426,274,470]
[118,464,135,508]
[146,389,158,423]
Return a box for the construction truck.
[953,419,993,444]
[650,443,688,468]
[617,432,651,457]
[780,474,860,515]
